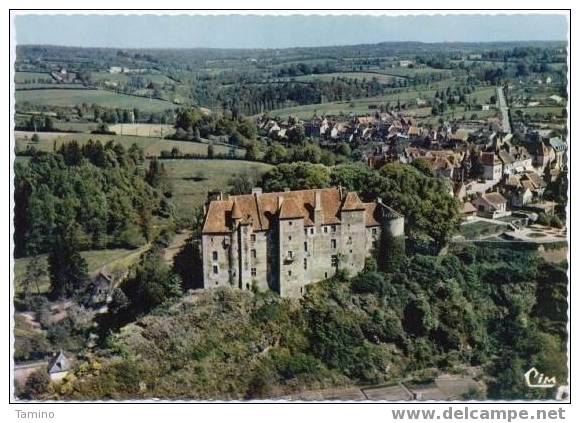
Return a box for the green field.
[15,131,245,158]
[267,85,496,120]
[160,159,273,218]
[16,88,175,113]
[90,71,174,85]
[512,106,566,120]
[384,66,455,77]
[108,123,175,138]
[14,71,54,84]
[14,247,147,294]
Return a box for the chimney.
[252,187,263,196]
[314,190,323,223]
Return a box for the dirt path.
[163,230,192,265]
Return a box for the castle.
[201,187,404,298]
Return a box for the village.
[255,84,567,248]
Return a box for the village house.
[48,351,71,382]
[461,202,478,220]
[481,152,503,180]
[504,171,547,208]
[471,192,510,219]
[201,187,404,298]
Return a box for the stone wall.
[202,234,233,288]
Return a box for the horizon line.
[17,39,568,51]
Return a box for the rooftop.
[202,187,388,234]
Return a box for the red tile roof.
[202,187,379,234]
[342,192,365,211]
[279,197,303,219]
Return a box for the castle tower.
[376,198,405,272]
[340,191,367,273]
[277,197,306,298]
[230,199,243,287]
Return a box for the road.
[496,86,511,133]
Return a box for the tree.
[261,162,331,192]
[207,143,215,159]
[410,158,434,177]
[245,142,258,161]
[121,249,182,315]
[229,173,254,195]
[47,234,89,299]
[335,142,352,157]
[22,370,50,399]
[21,256,47,299]
[263,144,288,164]
[145,159,172,196]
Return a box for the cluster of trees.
[18,114,55,132]
[217,77,400,115]
[262,141,352,167]
[275,61,337,77]
[60,245,567,400]
[431,85,486,116]
[260,162,461,248]
[172,108,257,146]
[14,140,162,257]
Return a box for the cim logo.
[524,367,557,389]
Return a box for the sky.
[14,14,568,49]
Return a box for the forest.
[54,245,567,400]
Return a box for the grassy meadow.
[160,159,273,218]
[15,131,246,158]
[16,88,176,113]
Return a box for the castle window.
[324,226,328,233]
[325,272,328,278]
[251,249,256,258]
[288,251,293,259]
[332,225,336,233]
[372,228,377,235]
[251,234,256,242]
[212,265,219,274]
[288,270,292,276]
[331,239,337,249]
[304,258,308,269]
[304,242,308,251]
[288,221,293,226]
[331,255,338,267]
[251,268,256,277]
[348,236,352,244]
[212,251,218,261]
[310,228,314,235]
[304,229,308,235]
[288,235,292,241]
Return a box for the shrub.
[22,370,50,399]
